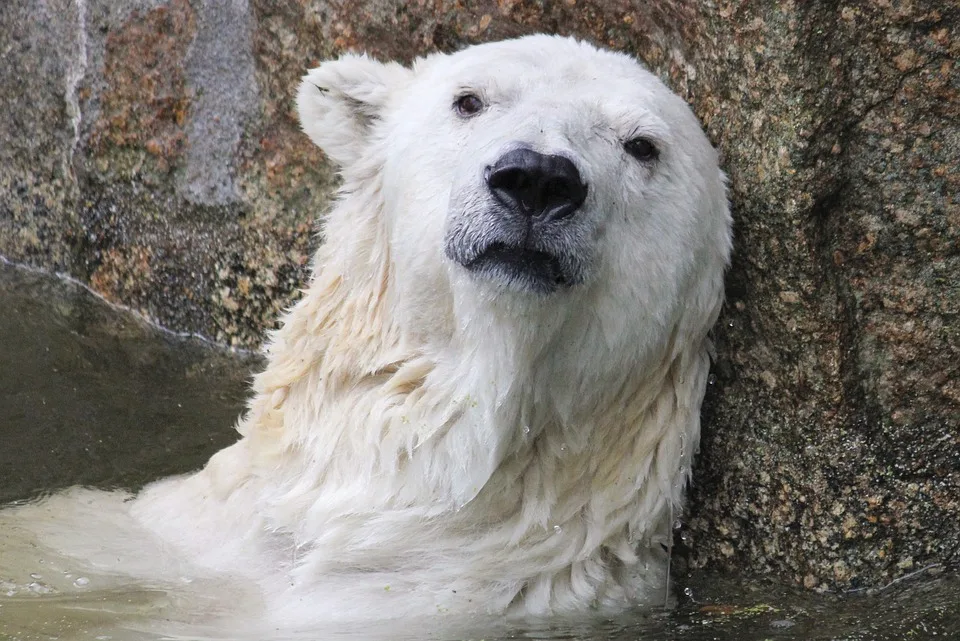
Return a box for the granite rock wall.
[1,0,956,592]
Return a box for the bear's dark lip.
[463,242,570,294]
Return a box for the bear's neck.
[220,191,702,583]
[239,235,675,485]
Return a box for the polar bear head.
[297,35,730,370]
[285,33,732,511]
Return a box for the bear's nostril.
[489,168,535,211]
[490,168,530,194]
[486,148,586,221]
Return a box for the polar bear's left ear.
[297,54,412,167]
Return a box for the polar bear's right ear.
[297,54,412,167]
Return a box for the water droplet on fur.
[683,587,695,598]
[553,525,562,534]
[708,373,717,385]
[560,443,567,452]
[73,577,89,588]
[29,573,42,580]
[673,518,683,530]
[522,425,530,435]
[680,531,693,546]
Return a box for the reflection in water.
[0,261,957,640]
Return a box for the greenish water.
[0,260,256,505]
[0,259,957,641]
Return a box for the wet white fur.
[0,35,731,632]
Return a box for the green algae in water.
[0,260,958,640]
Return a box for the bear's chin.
[462,242,574,295]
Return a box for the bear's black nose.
[486,148,587,221]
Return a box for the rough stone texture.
[0,0,330,347]
[682,2,960,593]
[0,0,956,592]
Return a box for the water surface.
[0,261,957,640]
[0,261,256,504]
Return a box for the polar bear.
[1,35,730,630]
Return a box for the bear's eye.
[624,137,658,162]
[454,93,485,118]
